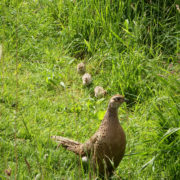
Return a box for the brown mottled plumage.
[52,95,127,177]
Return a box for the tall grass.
[0,0,179,179]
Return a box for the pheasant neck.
[105,106,119,122]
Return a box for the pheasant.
[94,86,107,98]
[52,95,127,177]
[82,73,92,86]
[77,62,86,75]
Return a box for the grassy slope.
[0,0,180,179]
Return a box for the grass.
[0,0,180,179]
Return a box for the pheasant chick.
[94,86,107,98]
[82,73,92,86]
[77,62,86,74]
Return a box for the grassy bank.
[0,0,180,179]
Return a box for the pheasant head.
[108,95,128,109]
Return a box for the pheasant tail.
[51,136,82,155]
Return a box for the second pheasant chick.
[82,73,92,86]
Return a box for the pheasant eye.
[115,97,121,101]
